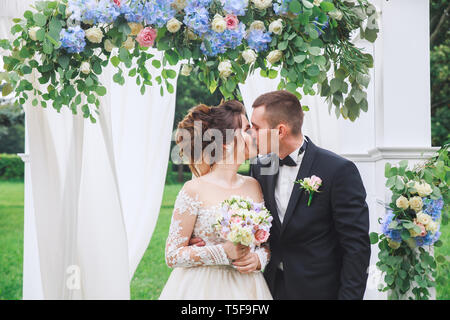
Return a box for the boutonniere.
[295,175,322,206]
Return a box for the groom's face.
[250,106,279,155]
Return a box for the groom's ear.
[277,123,289,139]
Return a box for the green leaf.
[294,54,306,63]
[95,86,107,96]
[286,82,298,94]
[306,65,319,77]
[369,232,378,244]
[152,60,161,69]
[308,47,321,56]
[58,55,70,69]
[165,69,177,79]
[401,229,410,241]
[320,1,335,12]
[302,0,314,9]
[289,0,302,13]
[110,56,120,67]
[33,13,47,27]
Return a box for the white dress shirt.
[275,136,307,271]
[275,136,307,224]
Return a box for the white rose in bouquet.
[269,19,283,35]
[81,62,91,75]
[242,49,257,64]
[28,27,39,41]
[218,60,233,78]
[85,27,103,43]
[267,50,283,64]
[212,14,227,33]
[252,0,272,10]
[167,18,182,33]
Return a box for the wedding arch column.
[240,0,437,300]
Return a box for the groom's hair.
[252,90,303,135]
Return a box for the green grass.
[0,180,448,299]
[0,181,24,300]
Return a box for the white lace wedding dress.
[159,188,273,300]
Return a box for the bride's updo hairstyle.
[176,100,245,177]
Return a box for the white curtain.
[1,0,179,299]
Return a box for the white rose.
[28,27,40,41]
[122,37,135,51]
[416,182,433,197]
[425,221,438,233]
[416,212,432,226]
[313,0,323,6]
[85,27,103,43]
[180,64,193,76]
[242,49,257,64]
[81,62,91,75]
[267,49,283,64]
[104,39,115,52]
[251,0,272,10]
[269,19,283,35]
[408,196,423,212]
[167,18,182,33]
[395,196,409,210]
[218,60,233,78]
[212,14,227,33]
[329,9,343,21]
[128,22,143,36]
[249,20,266,31]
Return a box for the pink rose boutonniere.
[295,175,322,206]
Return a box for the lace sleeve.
[254,243,270,272]
[165,188,230,268]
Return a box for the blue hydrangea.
[68,0,120,25]
[120,0,145,23]
[60,26,86,53]
[222,0,248,16]
[246,29,272,52]
[201,22,246,56]
[422,197,444,221]
[184,1,212,35]
[273,0,292,15]
[381,211,402,242]
[143,0,176,28]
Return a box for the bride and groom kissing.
[159,90,371,300]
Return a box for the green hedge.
[0,154,24,181]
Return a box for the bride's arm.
[165,187,230,268]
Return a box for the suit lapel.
[280,136,317,234]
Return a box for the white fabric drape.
[1,0,179,299]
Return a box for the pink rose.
[225,14,239,30]
[309,175,322,191]
[255,229,269,244]
[417,223,427,237]
[136,27,157,47]
[113,0,121,6]
[230,216,242,224]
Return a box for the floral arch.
[1,0,378,123]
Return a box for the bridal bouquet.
[213,196,273,246]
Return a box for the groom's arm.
[330,160,370,300]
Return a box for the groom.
[248,90,370,300]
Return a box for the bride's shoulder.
[240,175,263,200]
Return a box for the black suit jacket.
[250,137,370,300]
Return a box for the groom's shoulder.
[314,145,356,171]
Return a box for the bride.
[159,100,273,300]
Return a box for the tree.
[430,0,450,146]
[0,101,24,154]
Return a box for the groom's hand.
[189,237,205,247]
[232,252,261,273]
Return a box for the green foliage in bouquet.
[0,0,378,123]
[370,145,449,300]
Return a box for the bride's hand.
[232,252,261,273]
[223,242,250,260]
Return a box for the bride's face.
[235,114,257,162]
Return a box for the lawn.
[0,180,448,300]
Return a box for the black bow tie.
[278,139,308,167]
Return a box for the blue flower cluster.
[273,0,292,15]
[422,197,444,221]
[222,0,248,16]
[246,29,272,52]
[60,26,86,53]
[381,211,402,242]
[184,0,213,35]
[68,0,120,25]
[201,22,246,56]
[415,228,441,247]
[120,0,145,23]
[143,0,176,28]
